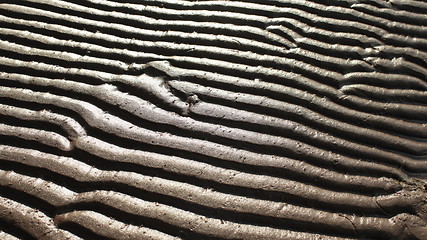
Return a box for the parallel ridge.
[0,0,426,239]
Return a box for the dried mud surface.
[0,0,426,239]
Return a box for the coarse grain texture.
[0,0,426,239]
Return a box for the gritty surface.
[0,0,426,239]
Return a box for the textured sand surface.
[0,0,426,239]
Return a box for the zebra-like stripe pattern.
[0,0,426,239]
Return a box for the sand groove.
[0,0,426,239]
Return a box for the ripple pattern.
[0,0,426,239]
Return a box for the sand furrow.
[0,0,426,239]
